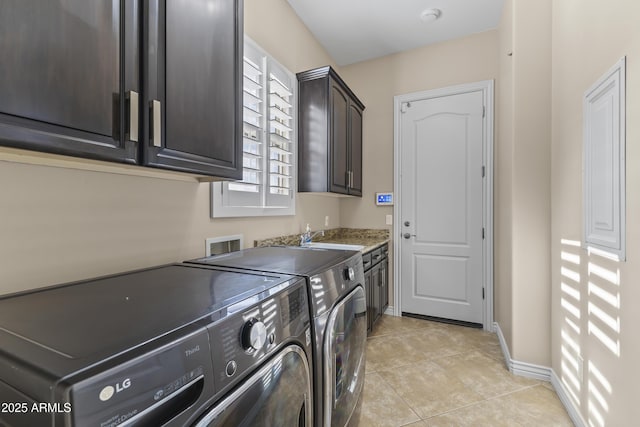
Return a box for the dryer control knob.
[242,318,267,351]
[344,267,355,281]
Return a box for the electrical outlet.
[325,216,330,227]
[385,214,393,225]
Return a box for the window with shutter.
[211,37,296,217]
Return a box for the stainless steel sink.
[302,242,365,251]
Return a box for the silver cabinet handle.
[150,100,162,147]
[346,171,352,188]
[127,91,139,142]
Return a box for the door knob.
[403,233,412,239]
[404,221,410,227]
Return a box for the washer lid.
[188,246,357,276]
[0,265,296,369]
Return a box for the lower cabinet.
[364,243,389,333]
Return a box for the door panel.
[380,258,389,311]
[415,115,469,245]
[165,0,234,160]
[371,264,381,324]
[0,0,118,135]
[364,270,373,332]
[330,83,349,194]
[349,104,363,196]
[414,255,468,301]
[401,91,484,324]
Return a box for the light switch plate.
[385,215,393,225]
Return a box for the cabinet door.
[364,269,373,332]
[144,0,243,178]
[0,0,140,163]
[371,264,381,325]
[348,103,363,196]
[380,258,389,313]
[329,81,349,194]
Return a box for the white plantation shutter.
[267,61,294,206]
[211,37,296,217]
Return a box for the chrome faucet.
[300,228,325,246]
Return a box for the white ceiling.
[286,0,505,66]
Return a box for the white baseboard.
[493,322,550,381]
[384,306,395,316]
[494,321,512,366]
[510,359,552,381]
[551,369,587,427]
[494,322,586,426]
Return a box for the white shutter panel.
[267,61,295,207]
[226,42,265,206]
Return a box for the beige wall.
[340,30,499,308]
[495,0,514,355]
[0,0,341,295]
[511,0,552,365]
[495,0,552,367]
[551,0,640,424]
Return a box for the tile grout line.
[418,383,545,421]
[370,370,423,425]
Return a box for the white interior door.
[400,90,484,324]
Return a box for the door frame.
[393,80,494,331]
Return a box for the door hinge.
[482,228,485,239]
[401,102,411,113]
[482,287,485,299]
[482,166,485,177]
[482,105,486,118]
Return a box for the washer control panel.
[208,278,310,395]
[69,329,212,427]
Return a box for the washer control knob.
[344,267,355,281]
[225,360,237,377]
[242,318,267,351]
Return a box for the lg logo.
[99,378,132,402]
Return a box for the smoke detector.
[420,8,442,23]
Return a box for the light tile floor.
[351,315,574,427]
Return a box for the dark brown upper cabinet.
[297,66,365,196]
[142,0,243,179]
[0,1,140,163]
[0,0,243,180]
